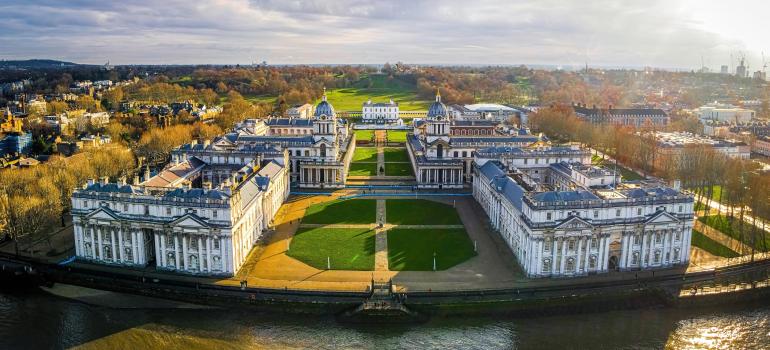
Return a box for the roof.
[531,190,600,202]
[163,188,230,200]
[620,187,680,199]
[573,106,667,117]
[84,182,142,194]
[314,100,335,117]
[478,161,525,211]
[143,157,205,187]
[452,120,498,127]
[265,118,314,127]
[464,104,517,112]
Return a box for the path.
[376,144,385,176]
[374,199,388,273]
[697,196,768,234]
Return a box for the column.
[174,234,180,268]
[160,233,167,267]
[206,237,212,273]
[117,228,125,263]
[154,232,161,266]
[640,230,648,268]
[559,237,567,274]
[602,236,610,270]
[596,234,604,271]
[662,229,670,265]
[584,236,591,271]
[619,234,628,269]
[132,230,139,264]
[198,236,204,272]
[551,237,557,274]
[96,226,103,260]
[576,237,583,273]
[74,225,82,256]
[182,234,189,270]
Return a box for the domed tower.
[313,87,338,139]
[426,89,450,136]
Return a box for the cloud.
[0,0,762,68]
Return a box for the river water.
[1,288,769,350]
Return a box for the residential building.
[362,99,400,125]
[0,132,32,156]
[697,102,755,124]
[573,103,669,127]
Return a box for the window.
[123,204,128,211]
[590,238,597,249]
[167,236,174,246]
[462,151,467,157]
[104,246,112,260]
[213,239,220,250]
[544,238,552,251]
[542,259,551,273]
[655,232,662,244]
[190,238,198,250]
[167,253,175,267]
[166,207,172,215]
[589,255,597,269]
[546,213,552,220]
[124,248,133,262]
[213,210,218,218]
[616,209,621,217]
[632,252,640,265]
[678,205,682,213]
[675,231,681,241]
[634,234,641,245]
[566,258,575,273]
[144,205,149,215]
[568,239,575,251]
[593,210,599,218]
[654,250,661,263]
[637,208,642,215]
[453,151,458,157]
[83,200,89,208]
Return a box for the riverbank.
[3,252,770,322]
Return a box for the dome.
[314,88,336,117]
[426,89,447,119]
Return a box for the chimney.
[191,139,198,146]
[144,165,151,182]
[133,175,140,185]
[87,178,95,187]
[202,181,212,190]
[100,176,109,185]
[118,176,127,186]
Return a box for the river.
[1,288,769,350]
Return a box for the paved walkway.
[697,196,769,233]
[374,199,388,272]
[376,144,385,176]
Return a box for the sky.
[1,0,768,70]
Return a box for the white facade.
[362,99,400,124]
[697,103,755,124]
[473,156,693,278]
[71,149,290,277]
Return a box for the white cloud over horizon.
[0,0,768,70]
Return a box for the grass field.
[354,129,375,142]
[691,229,740,258]
[698,215,770,252]
[592,156,645,181]
[384,163,413,176]
[352,147,378,162]
[348,163,378,176]
[386,130,409,143]
[383,148,410,162]
[302,199,377,224]
[288,227,375,270]
[386,199,462,225]
[315,75,431,111]
[387,228,476,270]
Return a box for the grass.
[383,147,410,162]
[348,163,378,176]
[288,227,375,270]
[352,147,378,162]
[698,215,770,252]
[592,155,645,181]
[691,229,740,258]
[354,129,375,142]
[386,130,409,143]
[314,74,431,111]
[387,228,476,271]
[386,199,462,225]
[302,199,377,224]
[384,162,414,176]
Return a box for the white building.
[71,147,290,276]
[362,99,400,125]
[697,102,755,124]
[474,158,694,278]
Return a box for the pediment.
[86,207,120,220]
[555,216,594,230]
[170,213,209,228]
[645,211,680,224]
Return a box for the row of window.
[544,205,685,221]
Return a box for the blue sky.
[1,0,767,69]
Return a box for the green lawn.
[348,163,378,176]
[352,147,378,162]
[592,155,645,181]
[698,215,770,252]
[302,199,377,224]
[314,75,431,111]
[383,147,410,162]
[386,199,462,225]
[288,227,375,270]
[384,162,413,176]
[691,229,740,258]
[354,129,375,142]
[387,228,476,271]
[386,130,409,143]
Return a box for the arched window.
[655,232,662,244]
[84,243,92,257]
[654,250,661,263]
[104,246,112,260]
[436,144,444,158]
[589,255,597,269]
[320,144,327,158]
[190,255,199,270]
[213,256,222,271]
[124,248,133,262]
[542,258,551,273]
[566,258,575,272]
[632,252,640,265]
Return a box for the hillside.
[316,74,432,111]
[0,59,81,68]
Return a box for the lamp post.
[433,252,436,271]
[327,256,331,270]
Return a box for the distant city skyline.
[1,0,768,70]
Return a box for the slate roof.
[573,106,667,117]
[531,190,600,202]
[265,118,314,127]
